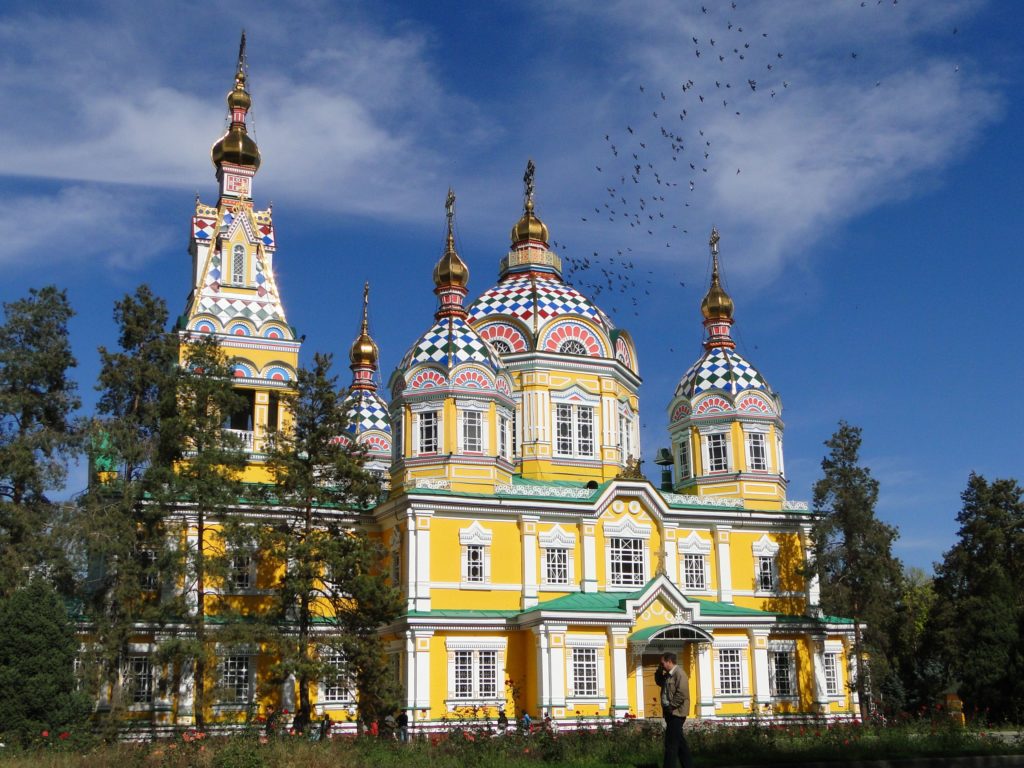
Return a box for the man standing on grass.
[655,651,693,768]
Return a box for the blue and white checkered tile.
[675,348,769,397]
[468,275,612,329]
[345,391,392,434]
[402,317,502,371]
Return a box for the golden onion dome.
[434,188,469,288]
[211,125,261,169]
[227,71,252,111]
[700,227,734,321]
[349,329,379,367]
[510,198,550,245]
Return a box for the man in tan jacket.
[654,652,693,768]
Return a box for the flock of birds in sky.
[548,0,962,361]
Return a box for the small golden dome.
[211,125,261,169]
[434,188,469,288]
[227,73,252,111]
[350,330,379,367]
[510,198,550,246]
[700,227,734,321]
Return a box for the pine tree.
[810,421,902,720]
[0,579,90,746]
[261,353,401,727]
[930,473,1024,720]
[0,286,80,596]
[149,334,247,728]
[70,286,179,726]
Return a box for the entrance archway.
[630,624,712,719]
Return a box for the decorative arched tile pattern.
[540,321,606,358]
[478,322,529,354]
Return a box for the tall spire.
[349,282,379,391]
[700,226,736,349]
[211,31,261,175]
[433,188,470,320]
[510,159,550,247]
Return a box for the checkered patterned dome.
[468,274,614,334]
[675,347,771,398]
[344,389,392,437]
[401,315,503,373]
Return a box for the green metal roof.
[690,597,778,617]
[406,609,520,619]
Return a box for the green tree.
[0,286,80,596]
[0,579,90,746]
[930,473,1024,721]
[261,352,401,726]
[810,421,902,720]
[70,286,179,728]
[887,566,941,713]
[149,335,247,728]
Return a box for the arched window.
[489,339,512,355]
[558,339,589,356]
[232,244,246,285]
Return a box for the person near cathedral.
[655,652,693,768]
[497,709,509,734]
[397,710,409,742]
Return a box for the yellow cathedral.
[123,42,861,730]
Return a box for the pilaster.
[696,641,715,717]
[608,628,630,716]
[714,524,733,602]
[749,629,771,711]
[414,510,432,612]
[521,515,539,609]
[582,524,598,593]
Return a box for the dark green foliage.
[0,579,90,746]
[930,473,1024,721]
[810,421,902,718]
[260,353,402,725]
[0,286,80,596]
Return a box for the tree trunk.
[298,503,312,726]
[194,510,206,729]
[852,616,869,721]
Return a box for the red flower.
[58,732,69,740]
[41,730,49,738]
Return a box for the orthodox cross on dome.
[523,159,536,209]
[709,226,720,256]
[361,280,370,334]
[445,187,456,231]
[237,30,247,79]
[700,226,736,350]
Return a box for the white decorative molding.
[752,534,781,557]
[782,500,809,511]
[539,524,577,549]
[603,516,651,540]
[661,492,744,508]
[678,530,713,555]
[411,478,451,490]
[495,483,595,499]
[459,521,493,546]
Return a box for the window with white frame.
[125,655,153,705]
[571,647,599,697]
[824,651,841,696]
[619,409,634,461]
[540,525,576,588]
[770,649,796,698]
[219,654,252,705]
[320,650,350,703]
[228,553,253,591]
[498,414,510,460]
[706,432,729,472]
[559,339,589,356]
[136,548,158,590]
[417,410,439,454]
[446,639,505,702]
[554,403,595,458]
[609,537,645,588]
[460,522,492,586]
[511,406,519,458]
[682,554,707,591]
[716,648,744,696]
[677,437,691,480]
[752,535,780,593]
[231,244,246,285]
[746,431,768,471]
[678,531,711,592]
[461,410,482,453]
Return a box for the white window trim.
[742,423,772,473]
[539,525,577,589]
[410,403,441,456]
[213,648,256,711]
[767,641,798,700]
[317,649,355,706]
[823,648,843,698]
[604,517,650,591]
[551,386,600,460]
[460,522,493,587]
[676,433,692,481]
[445,638,507,708]
[231,244,246,285]
[121,643,158,711]
[678,531,712,593]
[713,640,751,698]
[565,640,606,701]
[752,535,780,593]
[226,550,257,594]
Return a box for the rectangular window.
[619,415,631,459]
[770,651,795,697]
[462,410,482,453]
[824,652,840,696]
[678,439,690,479]
[499,416,510,460]
[229,553,252,591]
[478,651,497,698]
[572,648,599,697]
[747,432,768,471]
[137,548,158,590]
[544,548,570,585]
[609,537,645,587]
[321,652,349,702]
[682,553,707,591]
[232,245,245,285]
[126,655,153,705]
[465,545,485,583]
[511,408,519,458]
[707,433,729,473]
[453,650,474,699]
[717,648,743,696]
[419,411,438,454]
[576,406,594,456]
[757,556,775,591]
[220,655,251,704]
[555,404,573,456]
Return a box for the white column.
[521,515,539,609]
[177,658,195,723]
[582,524,598,593]
[697,641,715,717]
[713,524,733,602]
[281,673,297,713]
[546,626,567,710]
[749,630,771,711]
[634,648,646,718]
[414,511,432,612]
[846,635,860,710]
[810,635,829,714]
[800,524,821,610]
[405,632,417,711]
[535,628,551,712]
[602,394,616,451]
[608,628,630,717]
[412,630,433,712]
[405,515,418,612]
[663,524,678,582]
[536,390,550,443]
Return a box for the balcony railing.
[222,429,255,451]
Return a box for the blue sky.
[1,0,1021,571]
